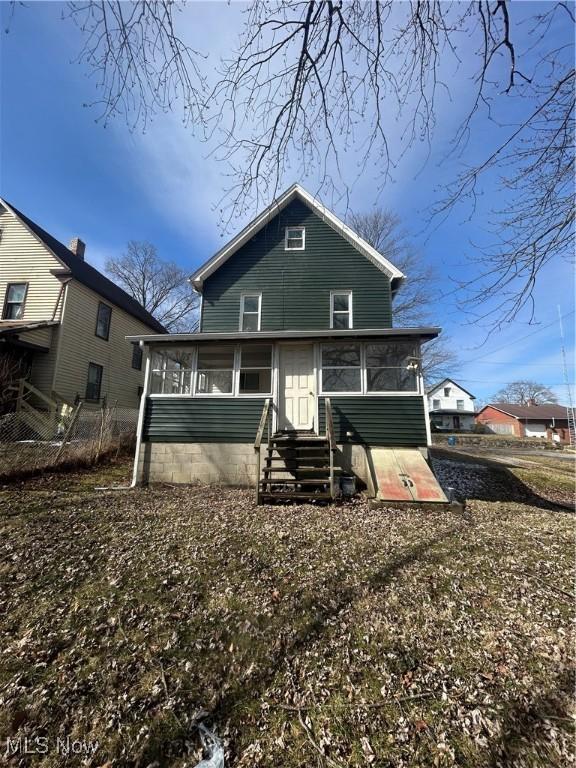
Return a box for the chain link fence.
[0,402,139,480]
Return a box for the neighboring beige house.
[0,198,166,409]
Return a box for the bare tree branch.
[348,208,459,383]
[492,380,559,405]
[106,241,200,332]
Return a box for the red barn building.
[475,403,573,443]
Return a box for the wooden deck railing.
[254,398,271,504]
[325,397,336,499]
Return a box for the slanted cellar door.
[371,448,447,503]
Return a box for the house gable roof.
[426,378,476,400]
[478,403,570,420]
[189,184,406,293]
[0,199,166,334]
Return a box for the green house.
[129,185,441,502]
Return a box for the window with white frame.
[444,386,451,397]
[366,342,418,392]
[321,343,361,392]
[432,398,440,409]
[196,345,235,394]
[240,294,261,331]
[330,291,352,329]
[239,345,272,394]
[456,399,464,410]
[285,227,305,250]
[150,348,194,394]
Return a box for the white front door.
[279,345,315,430]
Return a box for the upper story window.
[432,399,440,410]
[443,386,451,397]
[95,302,112,340]
[285,227,305,250]
[86,362,103,401]
[131,342,143,371]
[330,291,352,329]
[456,399,464,410]
[240,293,261,331]
[3,283,28,320]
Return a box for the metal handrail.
[325,398,336,499]
[254,398,271,503]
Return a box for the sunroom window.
[196,345,235,394]
[321,343,361,392]
[366,342,418,392]
[240,294,261,331]
[151,348,193,394]
[331,291,352,329]
[239,345,272,394]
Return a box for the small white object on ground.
[193,723,225,768]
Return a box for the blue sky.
[0,1,574,404]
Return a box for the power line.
[459,310,575,364]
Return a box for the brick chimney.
[69,237,86,260]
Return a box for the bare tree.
[10,1,574,328]
[348,209,458,384]
[106,241,199,332]
[492,380,558,405]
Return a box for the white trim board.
[189,184,406,291]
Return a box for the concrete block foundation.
[137,441,377,493]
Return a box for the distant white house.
[427,378,476,431]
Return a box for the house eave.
[127,326,441,345]
[189,184,406,291]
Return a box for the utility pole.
[558,305,575,445]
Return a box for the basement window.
[151,348,193,395]
[285,227,305,250]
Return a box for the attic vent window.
[285,227,305,250]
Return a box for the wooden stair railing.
[14,379,74,438]
[254,398,271,504]
[325,397,336,500]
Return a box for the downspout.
[420,352,432,446]
[50,278,72,394]
[131,342,151,487]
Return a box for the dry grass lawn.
[0,456,573,767]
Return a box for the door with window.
[279,345,315,430]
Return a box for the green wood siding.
[143,398,268,443]
[201,199,393,332]
[319,396,427,446]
